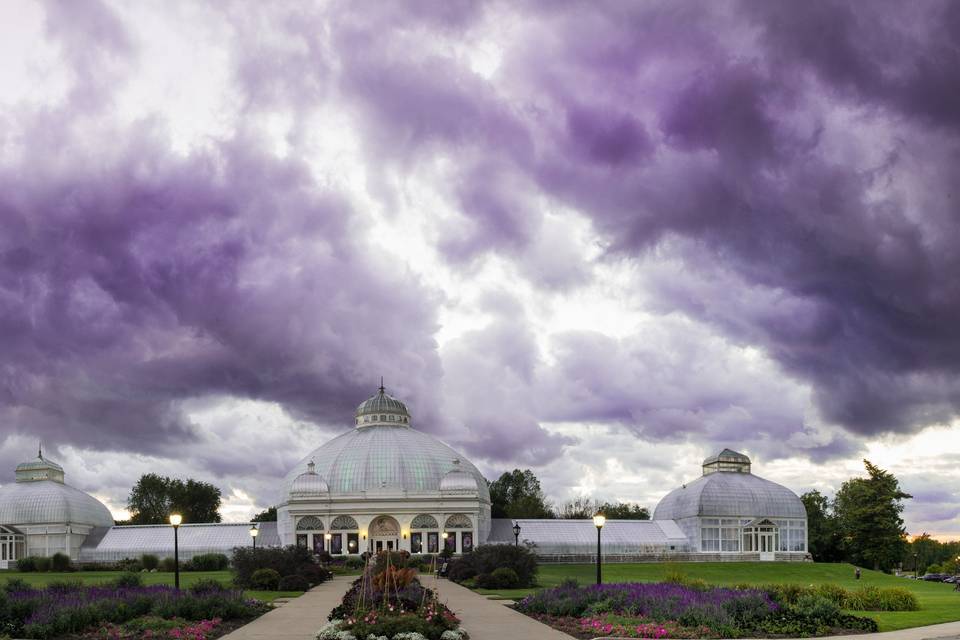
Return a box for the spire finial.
[38,442,42,459]
[379,376,385,394]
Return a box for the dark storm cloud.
[5,0,960,481]
[0,125,443,460]
[320,0,960,443]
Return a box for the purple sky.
[1,0,958,537]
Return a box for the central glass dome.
[283,387,490,503]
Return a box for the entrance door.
[376,540,383,552]
[759,532,775,561]
[387,540,394,550]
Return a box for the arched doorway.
[369,515,401,553]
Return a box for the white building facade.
[276,386,491,557]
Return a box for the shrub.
[250,568,281,591]
[33,556,51,572]
[278,574,310,592]
[50,553,71,572]
[344,557,365,570]
[109,572,144,588]
[445,544,538,588]
[15,557,37,572]
[190,553,230,571]
[793,594,841,621]
[446,561,477,583]
[140,554,159,571]
[159,557,178,572]
[115,557,143,573]
[814,582,848,605]
[484,567,520,589]
[231,546,316,588]
[297,563,333,587]
[3,577,30,594]
[844,585,919,611]
[189,578,228,594]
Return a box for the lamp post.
[512,522,521,547]
[593,513,606,585]
[441,530,449,554]
[169,514,182,591]
[325,532,332,554]
[249,524,258,549]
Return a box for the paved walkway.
[220,575,352,640]
[427,575,571,640]
[222,574,960,640]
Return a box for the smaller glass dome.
[0,452,113,527]
[289,461,329,498]
[355,384,411,427]
[440,459,478,494]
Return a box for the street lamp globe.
[593,513,606,528]
[169,514,182,527]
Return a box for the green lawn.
[475,562,960,632]
[0,570,302,603]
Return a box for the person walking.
[855,568,861,580]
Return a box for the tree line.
[488,468,650,520]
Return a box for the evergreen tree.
[833,460,911,571]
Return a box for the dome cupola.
[702,448,751,475]
[15,445,65,484]
[354,381,411,427]
[440,459,478,494]
[289,461,329,498]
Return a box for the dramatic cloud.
[1,0,958,534]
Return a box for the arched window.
[445,514,472,529]
[296,516,324,531]
[411,514,438,530]
[330,515,359,530]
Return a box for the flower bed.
[317,552,468,640]
[514,581,879,638]
[0,581,268,639]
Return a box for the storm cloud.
[0,0,958,532]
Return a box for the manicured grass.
[0,569,303,603]
[474,562,960,632]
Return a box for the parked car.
[943,576,959,583]
[921,573,948,581]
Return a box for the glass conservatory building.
[0,389,808,564]
[651,449,808,560]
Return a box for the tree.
[128,474,222,525]
[556,495,595,519]
[488,469,553,519]
[252,506,278,522]
[801,490,843,562]
[598,501,650,520]
[833,460,911,571]
[128,474,174,525]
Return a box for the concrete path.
[428,575,572,640]
[220,576,352,640]
[224,573,960,640]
